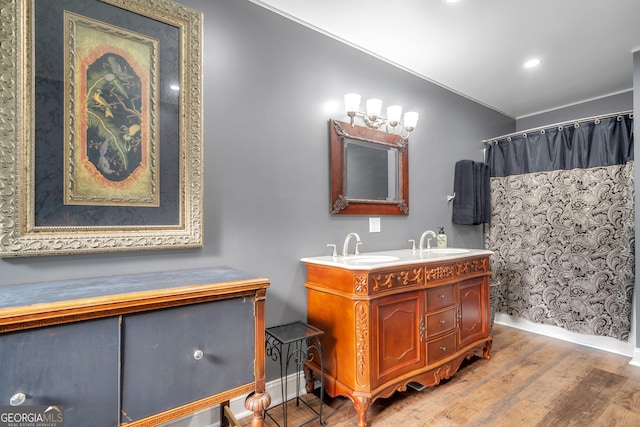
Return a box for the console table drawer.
[0,318,119,427]
[121,297,256,423]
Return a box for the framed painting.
[0,0,203,257]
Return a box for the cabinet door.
[0,318,120,427]
[457,277,489,348]
[120,297,255,423]
[371,291,424,388]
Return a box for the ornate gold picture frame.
[0,0,203,257]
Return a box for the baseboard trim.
[495,313,635,358]
[630,348,640,367]
[228,371,306,422]
[161,371,305,427]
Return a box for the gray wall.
[516,91,632,131]
[1,0,513,375]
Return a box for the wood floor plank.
[611,380,640,413]
[238,325,640,427]
[536,368,626,426]
[474,399,549,427]
[514,345,594,408]
[421,334,575,425]
[592,403,640,427]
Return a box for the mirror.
[330,119,409,215]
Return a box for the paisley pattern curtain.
[485,114,634,341]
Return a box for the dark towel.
[481,163,491,224]
[452,160,475,225]
[452,160,490,225]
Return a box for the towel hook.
[447,193,456,202]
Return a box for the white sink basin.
[342,255,400,264]
[422,248,470,254]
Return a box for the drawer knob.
[440,320,446,324]
[10,392,26,406]
[440,346,447,351]
[193,349,204,360]
[440,294,446,299]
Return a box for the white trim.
[495,313,636,359]
[160,371,306,427]
[230,371,307,422]
[630,348,640,367]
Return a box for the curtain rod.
[482,110,633,145]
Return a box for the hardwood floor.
[240,324,640,427]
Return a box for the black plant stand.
[265,321,325,427]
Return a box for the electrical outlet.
[369,217,381,233]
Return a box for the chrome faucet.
[419,230,437,250]
[342,232,362,256]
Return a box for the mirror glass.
[330,119,409,215]
[345,139,398,200]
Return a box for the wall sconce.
[344,93,419,140]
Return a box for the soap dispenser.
[437,227,447,248]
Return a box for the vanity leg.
[303,365,316,393]
[483,339,493,360]
[353,396,371,427]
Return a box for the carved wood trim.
[458,257,489,275]
[371,267,424,292]
[354,274,369,294]
[355,302,370,388]
[433,364,453,385]
[425,264,456,282]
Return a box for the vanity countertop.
[301,248,493,271]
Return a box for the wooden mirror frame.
[329,119,409,215]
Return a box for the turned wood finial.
[245,391,271,427]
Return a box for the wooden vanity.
[301,250,492,427]
[0,267,270,427]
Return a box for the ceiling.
[251,0,640,119]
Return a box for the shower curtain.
[485,113,634,341]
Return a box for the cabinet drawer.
[0,318,120,427]
[427,332,456,365]
[426,285,455,311]
[121,297,255,423]
[426,307,456,336]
